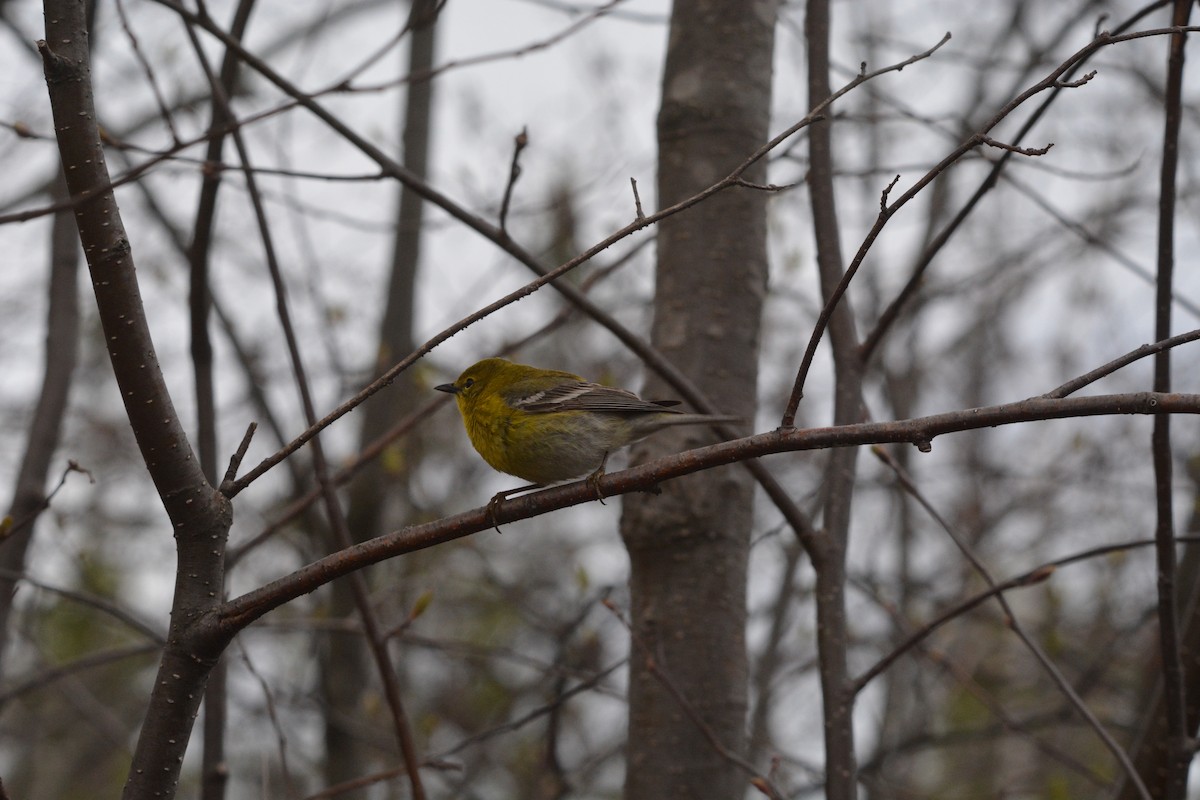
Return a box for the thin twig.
[1044,328,1200,398]
[603,600,785,799]
[180,21,428,797]
[630,176,644,218]
[340,0,625,92]
[1003,170,1200,320]
[220,422,257,492]
[112,0,181,144]
[858,8,1188,364]
[854,567,1110,789]
[429,659,624,760]
[0,643,161,706]
[498,127,528,234]
[783,27,1200,424]
[301,760,462,800]
[159,6,945,496]
[300,0,445,99]
[732,177,797,192]
[0,103,292,226]
[0,568,164,644]
[878,174,900,210]
[1149,5,1193,797]
[871,447,1151,800]
[853,534,1200,695]
[978,134,1053,156]
[2,460,93,541]
[233,639,297,798]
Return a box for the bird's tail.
[659,413,745,430]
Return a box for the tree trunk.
[323,1,439,792]
[806,0,865,794]
[0,171,80,670]
[620,2,776,798]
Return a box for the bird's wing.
[508,381,681,415]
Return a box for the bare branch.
[210,27,950,495]
[39,2,233,795]
[1148,5,1193,797]
[498,127,528,235]
[630,176,645,218]
[978,135,1054,156]
[604,600,785,799]
[0,567,165,644]
[1045,328,1200,399]
[857,15,1200,366]
[220,423,257,492]
[221,390,1200,631]
[784,25,1200,424]
[1056,69,1098,88]
[2,460,91,542]
[871,448,1150,799]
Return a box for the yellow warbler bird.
[435,357,741,490]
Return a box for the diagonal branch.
[1045,328,1200,398]
[872,448,1150,799]
[179,16,428,794]
[38,2,233,797]
[220,390,1200,632]
[157,6,947,495]
[859,1,1177,364]
[783,23,1200,425]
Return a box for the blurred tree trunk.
[1114,452,1200,800]
[805,0,865,795]
[322,0,439,792]
[0,0,93,679]
[619,2,775,798]
[0,172,80,671]
[189,5,257,798]
[1119,5,1195,797]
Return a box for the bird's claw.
[585,467,607,504]
[486,494,505,534]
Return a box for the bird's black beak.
[435,383,459,395]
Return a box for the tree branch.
[786,24,1200,421]
[1149,5,1192,798]
[38,2,233,797]
[221,390,1200,631]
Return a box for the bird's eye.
[463,378,475,389]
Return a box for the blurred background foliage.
[2,0,1200,797]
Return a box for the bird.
[435,357,742,508]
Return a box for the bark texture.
[620,2,776,798]
[40,2,232,797]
